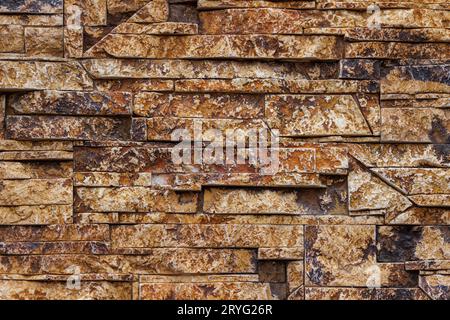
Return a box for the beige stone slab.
[0,61,93,91]
[203,179,347,215]
[381,108,450,143]
[409,194,450,207]
[0,205,72,225]
[258,248,303,260]
[82,59,318,80]
[265,95,371,137]
[75,187,198,213]
[0,179,72,206]
[386,207,450,225]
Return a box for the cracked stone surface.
[0,0,448,300]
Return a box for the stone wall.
[0,0,448,300]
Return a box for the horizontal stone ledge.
[345,42,450,60]
[151,173,325,190]
[199,9,449,34]
[81,212,384,226]
[265,94,372,137]
[203,181,347,215]
[1,241,110,255]
[305,287,429,300]
[87,34,343,60]
[82,59,333,80]
[174,79,360,94]
[0,150,73,161]
[139,274,260,283]
[111,223,303,249]
[0,250,257,274]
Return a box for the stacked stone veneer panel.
[0,0,448,300]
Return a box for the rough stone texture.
[0,0,448,300]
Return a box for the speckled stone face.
[0,0,448,300]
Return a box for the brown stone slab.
[203,180,347,215]
[0,250,256,274]
[6,116,131,141]
[0,25,24,53]
[0,0,63,14]
[9,91,132,116]
[265,95,371,137]
[134,92,263,118]
[75,187,198,213]
[140,282,275,300]
[0,205,72,225]
[175,79,358,94]
[198,0,315,9]
[82,59,324,80]
[381,65,450,96]
[0,61,93,91]
[419,274,449,300]
[305,225,419,287]
[88,34,342,60]
[305,287,429,300]
[0,161,72,179]
[0,280,131,300]
[112,223,302,249]
[25,27,63,57]
[346,42,450,59]
[377,226,450,262]
[380,108,450,143]
[0,224,109,242]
